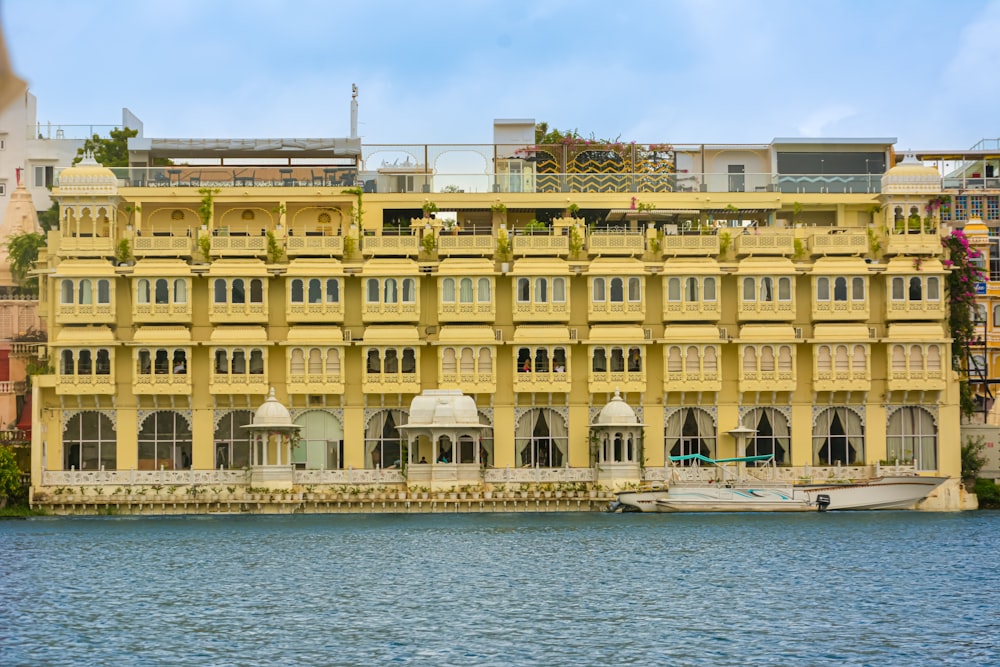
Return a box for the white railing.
[484,467,596,484]
[293,468,406,485]
[42,468,250,486]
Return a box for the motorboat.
[610,485,669,512]
[651,454,946,513]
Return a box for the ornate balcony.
[132,234,193,258]
[437,234,494,256]
[661,234,719,256]
[438,370,496,394]
[56,302,115,325]
[886,367,946,391]
[287,371,345,395]
[589,300,645,322]
[361,371,421,394]
[210,302,268,324]
[210,235,267,257]
[512,370,571,393]
[361,301,419,323]
[588,231,645,255]
[209,375,269,395]
[511,233,569,256]
[133,372,192,395]
[737,299,796,321]
[812,299,869,321]
[884,231,943,256]
[738,368,796,392]
[513,300,570,322]
[286,235,344,257]
[439,301,494,322]
[589,369,646,394]
[362,234,420,257]
[663,300,720,322]
[57,236,115,258]
[663,368,721,393]
[735,230,795,256]
[134,302,192,324]
[813,368,870,392]
[810,230,867,255]
[885,300,946,320]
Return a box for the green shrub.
[973,478,1000,509]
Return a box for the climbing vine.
[943,229,985,416]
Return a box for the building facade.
[28,125,968,508]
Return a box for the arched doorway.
[63,411,117,470]
[293,410,344,469]
[365,409,406,469]
[515,408,567,468]
[214,410,252,469]
[138,411,193,470]
[813,407,864,466]
[664,407,716,464]
[741,407,790,464]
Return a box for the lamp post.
[728,425,757,480]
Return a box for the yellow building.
[28,128,969,508]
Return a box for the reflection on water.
[2,512,998,666]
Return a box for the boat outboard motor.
[815,494,831,512]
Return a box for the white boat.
[652,454,947,513]
[610,485,669,512]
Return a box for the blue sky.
[4,0,1000,149]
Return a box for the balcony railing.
[885,301,946,320]
[663,370,721,392]
[813,369,870,392]
[210,235,267,257]
[735,230,795,256]
[884,232,943,256]
[50,161,891,195]
[362,372,421,393]
[439,371,496,393]
[439,301,494,321]
[511,232,569,256]
[589,370,646,393]
[362,234,420,257]
[512,370,571,393]
[587,231,645,255]
[57,236,115,258]
[663,301,721,321]
[887,368,946,391]
[437,234,495,256]
[56,373,116,395]
[286,235,344,257]
[287,372,345,394]
[134,373,192,395]
[661,234,720,256]
[132,234,193,257]
[134,303,193,324]
[810,230,867,255]
[813,300,869,320]
[738,370,796,392]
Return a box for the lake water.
[2,511,998,666]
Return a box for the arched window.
[63,411,117,471]
[741,407,790,464]
[214,350,229,374]
[327,348,341,374]
[384,278,398,303]
[926,276,940,300]
[852,277,865,301]
[293,410,344,470]
[833,277,847,301]
[627,347,642,372]
[135,279,149,304]
[816,277,830,301]
[628,277,641,301]
[517,278,530,302]
[927,345,941,371]
[813,407,864,465]
[684,277,698,302]
[366,349,381,373]
[592,348,607,372]
[401,348,417,374]
[402,278,416,303]
[213,410,252,469]
[908,277,922,301]
[364,409,406,469]
[778,276,791,301]
[887,406,937,470]
[478,347,491,373]
[459,278,473,303]
[290,279,304,303]
[703,347,717,373]
[308,279,322,304]
[78,279,93,305]
[685,346,699,373]
[610,347,624,372]
[441,277,455,302]
[174,279,187,304]
[817,345,832,371]
[742,277,755,301]
[993,305,1000,327]
[535,278,548,303]
[249,349,264,375]
[534,348,550,372]
[834,345,849,371]
[891,277,904,300]
[250,279,263,303]
[477,278,490,302]
[231,349,246,374]
[231,279,246,304]
[665,407,716,463]
[61,350,74,375]
[290,348,305,374]
[778,346,793,372]
[97,279,111,304]
[668,277,681,302]
[610,278,624,302]
[77,350,93,375]
[384,348,398,373]
[138,411,193,471]
[514,408,567,468]
[154,279,168,304]
[214,279,227,303]
[292,410,344,470]
[553,278,566,302]
[742,347,757,373]
[442,348,457,373]
[760,346,775,372]
[366,278,379,303]
[891,345,906,371]
[308,348,322,374]
[326,279,339,303]
[910,345,924,370]
[852,345,866,370]
[760,277,774,302]
[703,276,716,302]
[460,347,475,373]
[668,346,682,373]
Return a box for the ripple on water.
[1,512,999,666]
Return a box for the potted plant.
[422,201,439,218]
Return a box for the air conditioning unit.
[793,327,803,339]
[494,328,503,342]
[718,327,728,340]
[425,326,437,335]
[643,328,652,340]
[344,329,352,342]
[868,326,878,339]
[569,328,578,341]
